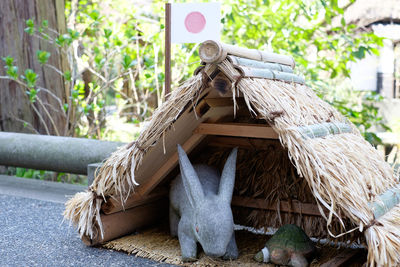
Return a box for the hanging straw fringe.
[365,205,400,266]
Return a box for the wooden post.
[165,3,171,99]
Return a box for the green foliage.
[15,167,45,179]
[219,0,383,83]
[26,88,37,103]
[0,0,390,144]
[12,167,87,185]
[217,0,388,144]
[21,69,37,88]
[327,91,389,144]
[2,56,14,66]
[36,50,51,65]
[2,56,18,79]
[64,70,71,81]
[24,19,35,34]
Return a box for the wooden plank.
[136,134,206,196]
[204,97,247,108]
[320,250,365,267]
[205,98,235,107]
[135,106,233,187]
[194,123,279,139]
[207,136,280,149]
[134,86,230,186]
[82,199,168,246]
[231,196,322,217]
[101,187,168,214]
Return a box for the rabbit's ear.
[218,147,238,203]
[177,144,204,208]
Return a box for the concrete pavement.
[0,175,173,267]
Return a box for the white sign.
[171,2,221,44]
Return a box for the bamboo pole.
[295,122,353,139]
[199,40,295,68]
[210,72,232,95]
[369,186,400,219]
[228,55,293,73]
[82,199,168,246]
[235,65,305,84]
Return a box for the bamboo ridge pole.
[199,40,295,68]
[235,65,305,84]
[228,55,294,73]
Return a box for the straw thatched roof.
[345,0,400,27]
[64,43,400,266]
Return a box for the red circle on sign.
[184,11,206,34]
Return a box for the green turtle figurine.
[254,224,316,267]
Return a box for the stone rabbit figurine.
[169,144,239,262]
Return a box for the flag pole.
[165,3,171,100]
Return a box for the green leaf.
[24,27,35,35]
[104,28,112,39]
[67,28,80,40]
[64,70,72,81]
[36,50,51,65]
[94,54,106,67]
[71,89,79,99]
[26,19,34,28]
[56,34,72,46]
[63,103,69,112]
[22,69,38,88]
[2,56,14,67]
[26,88,37,103]
[16,167,26,177]
[55,35,66,46]
[6,66,18,79]
[89,10,100,20]
[121,54,136,69]
[341,17,346,27]
[42,20,48,28]
[353,46,367,59]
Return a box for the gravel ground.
[0,194,173,267]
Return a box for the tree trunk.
[0,0,67,135]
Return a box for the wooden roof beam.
[135,133,205,197]
[194,123,279,139]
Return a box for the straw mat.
[103,226,366,266]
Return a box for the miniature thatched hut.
[65,41,400,266]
